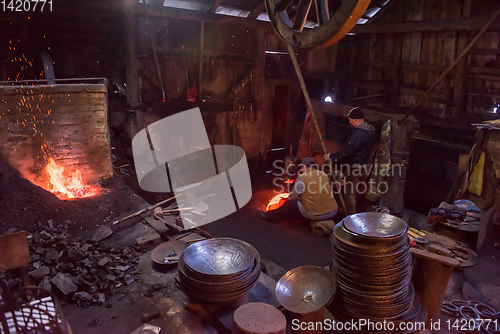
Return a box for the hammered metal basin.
[276,266,336,314]
[343,213,408,238]
[177,240,261,303]
[183,238,255,276]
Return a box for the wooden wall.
[0,1,123,81]
[127,13,273,161]
[343,0,500,119]
[134,18,256,101]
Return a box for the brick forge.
[0,79,113,192]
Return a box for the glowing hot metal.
[266,193,289,211]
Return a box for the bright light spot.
[267,193,290,211]
[494,108,497,113]
[324,96,334,103]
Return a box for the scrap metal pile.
[426,199,484,232]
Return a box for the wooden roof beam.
[247,1,266,20]
[366,0,399,24]
[128,4,271,29]
[39,20,111,31]
[352,18,500,34]
[207,0,223,13]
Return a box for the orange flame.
[266,193,289,211]
[45,158,101,200]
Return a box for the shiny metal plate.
[343,212,408,238]
[183,238,255,276]
[276,266,336,314]
[329,216,413,321]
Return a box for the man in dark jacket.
[325,107,375,215]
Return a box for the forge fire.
[45,158,102,200]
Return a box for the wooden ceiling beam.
[352,18,500,34]
[39,20,111,31]
[33,34,107,42]
[207,0,223,13]
[58,0,122,12]
[247,1,266,20]
[128,4,271,30]
[366,0,399,24]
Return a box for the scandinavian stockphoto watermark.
[291,318,498,332]
[271,159,403,195]
[291,318,429,332]
[131,107,252,230]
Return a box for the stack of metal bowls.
[329,212,414,322]
[177,238,260,303]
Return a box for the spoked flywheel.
[265,0,371,48]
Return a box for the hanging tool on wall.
[250,73,256,123]
[146,12,167,101]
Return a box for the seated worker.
[324,107,375,215]
[259,157,338,235]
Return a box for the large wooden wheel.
[265,0,371,48]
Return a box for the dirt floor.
[1,157,500,334]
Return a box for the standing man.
[324,107,375,215]
[259,157,338,234]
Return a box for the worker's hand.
[323,153,331,161]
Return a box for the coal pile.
[1,223,144,308]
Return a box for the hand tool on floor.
[92,196,176,241]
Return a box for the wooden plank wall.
[135,18,255,101]
[127,15,274,160]
[351,0,500,117]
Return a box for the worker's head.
[300,157,316,171]
[347,107,365,127]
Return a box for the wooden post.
[286,44,347,214]
[411,248,460,333]
[125,12,140,106]
[398,7,500,125]
[392,34,404,112]
[146,12,166,100]
[451,0,471,117]
[199,21,204,101]
[255,28,266,148]
[346,40,358,103]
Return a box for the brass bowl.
[342,212,408,238]
[183,238,255,277]
[275,265,336,314]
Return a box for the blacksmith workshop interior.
[1,0,500,333]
